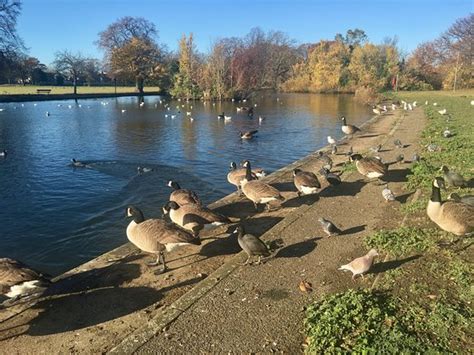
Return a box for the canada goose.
[443,128,453,138]
[45,111,50,116]
[394,139,405,149]
[0,150,7,157]
[319,168,341,186]
[448,193,474,207]
[440,166,467,187]
[316,151,333,170]
[338,249,379,280]
[438,109,447,115]
[293,168,321,196]
[331,145,337,155]
[217,112,225,119]
[71,158,87,168]
[227,162,256,193]
[163,201,231,236]
[1,258,50,302]
[341,116,361,135]
[167,181,202,206]
[231,225,270,265]
[318,217,341,237]
[350,154,387,180]
[382,184,395,202]
[327,136,337,145]
[241,160,284,211]
[240,130,258,139]
[426,178,474,236]
[372,107,382,115]
[126,206,201,273]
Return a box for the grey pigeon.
[318,217,342,237]
[426,144,439,152]
[382,185,395,202]
[338,249,379,280]
[394,139,404,149]
[443,128,453,138]
[441,166,467,187]
[316,151,333,170]
[412,153,421,162]
[331,145,338,155]
[232,225,270,265]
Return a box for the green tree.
[171,33,201,99]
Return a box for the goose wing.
[181,204,231,224]
[295,171,321,188]
[244,180,283,199]
[441,201,474,227]
[170,189,201,206]
[358,158,387,175]
[0,258,47,293]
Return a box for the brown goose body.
[341,117,361,135]
[293,169,321,196]
[227,162,264,190]
[168,181,201,206]
[240,130,258,139]
[126,206,201,272]
[427,178,474,236]
[1,258,50,298]
[241,161,284,210]
[351,155,387,179]
[164,202,231,235]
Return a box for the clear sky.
[17,0,472,66]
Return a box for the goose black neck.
[245,163,253,181]
[342,117,347,125]
[133,209,145,224]
[173,182,181,190]
[430,184,441,203]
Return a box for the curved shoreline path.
[0,107,427,353]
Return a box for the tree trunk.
[73,77,77,95]
[135,76,144,94]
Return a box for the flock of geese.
[1,97,473,305]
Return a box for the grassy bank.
[0,85,161,95]
[304,90,474,353]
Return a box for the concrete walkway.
[111,108,426,353]
[0,108,426,353]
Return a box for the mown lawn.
[304,90,473,353]
[0,85,161,95]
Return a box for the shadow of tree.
[369,255,421,275]
[275,237,321,258]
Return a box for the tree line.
[0,1,472,98]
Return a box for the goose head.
[439,165,449,173]
[230,224,244,237]
[349,154,363,162]
[162,201,180,215]
[433,177,446,190]
[242,160,251,169]
[293,168,302,177]
[229,161,237,171]
[168,180,180,190]
[126,206,145,223]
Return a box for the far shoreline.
[0,91,164,103]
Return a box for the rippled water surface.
[0,93,370,275]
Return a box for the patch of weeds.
[399,197,427,214]
[364,227,438,257]
[340,161,357,174]
[447,259,473,302]
[304,289,439,353]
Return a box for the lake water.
[0,93,370,275]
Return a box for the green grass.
[304,90,474,354]
[0,85,161,95]
[364,227,439,257]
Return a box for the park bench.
[36,88,52,94]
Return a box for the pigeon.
[448,193,474,207]
[232,225,270,265]
[382,185,395,202]
[443,128,453,138]
[411,153,421,162]
[319,168,341,186]
[331,145,338,155]
[426,143,440,152]
[441,166,467,187]
[370,144,382,153]
[394,139,404,149]
[318,217,342,237]
[316,151,333,170]
[338,249,379,280]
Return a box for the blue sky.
[18,0,472,66]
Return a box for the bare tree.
[0,0,24,56]
[53,51,86,94]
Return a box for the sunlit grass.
[0,85,161,95]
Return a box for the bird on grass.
[438,109,447,115]
[338,249,379,280]
[427,178,473,236]
[411,153,421,163]
[426,143,440,152]
[318,218,341,237]
[440,166,467,188]
[126,206,201,273]
[443,128,453,138]
[382,184,395,202]
[1,258,50,305]
[293,168,321,197]
[232,225,270,265]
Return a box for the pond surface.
[0,93,370,275]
